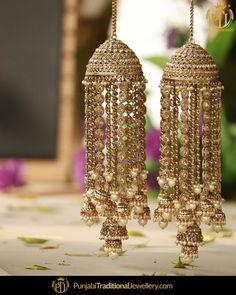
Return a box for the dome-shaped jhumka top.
[163,42,219,83]
[85,38,144,77]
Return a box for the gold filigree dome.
[163,43,219,83]
[85,38,144,77]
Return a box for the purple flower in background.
[146,128,161,162]
[73,147,86,192]
[195,0,207,6]
[0,159,25,191]
[148,170,159,190]
[167,26,189,49]
[167,27,179,49]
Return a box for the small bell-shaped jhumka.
[154,0,226,264]
[80,0,150,259]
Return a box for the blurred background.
[0,0,236,200]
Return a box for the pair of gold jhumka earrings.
[81,0,226,264]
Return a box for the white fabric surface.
[0,193,235,276]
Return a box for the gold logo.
[52,277,70,294]
[206,1,234,31]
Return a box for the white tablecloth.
[0,193,236,276]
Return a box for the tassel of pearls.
[81,77,150,259]
[154,81,225,264]
[154,83,177,229]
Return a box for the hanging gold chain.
[189,0,194,42]
[112,0,117,39]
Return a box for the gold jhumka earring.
[81,0,150,259]
[154,0,226,264]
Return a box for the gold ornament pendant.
[154,0,226,264]
[81,0,150,259]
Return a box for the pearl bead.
[141,173,147,180]
[163,212,171,220]
[159,221,168,229]
[86,190,93,198]
[86,219,94,227]
[202,216,210,224]
[196,210,202,216]
[105,174,113,183]
[139,219,147,226]
[96,141,104,150]
[178,225,187,233]
[181,256,193,265]
[96,205,105,214]
[118,218,128,227]
[111,193,119,201]
[91,173,98,180]
[135,206,144,214]
[131,170,138,178]
[209,184,215,192]
[194,186,201,195]
[174,202,181,209]
[127,190,134,198]
[83,196,89,203]
[214,202,220,209]
[168,179,176,188]
[158,178,165,188]
[109,251,119,260]
[189,202,196,210]
[203,101,210,110]
[213,225,222,233]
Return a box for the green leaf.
[99,244,105,251]
[94,250,126,257]
[18,237,48,244]
[133,240,149,248]
[128,230,146,238]
[145,160,157,172]
[172,270,186,276]
[146,161,158,172]
[36,206,57,213]
[134,243,147,249]
[202,232,216,243]
[145,56,169,69]
[173,257,187,269]
[145,115,153,132]
[25,265,50,270]
[194,272,207,276]
[148,189,160,199]
[95,251,109,257]
[168,188,175,194]
[16,193,36,199]
[145,89,151,97]
[219,228,233,238]
[220,108,236,184]
[64,252,93,257]
[40,245,59,250]
[206,21,236,68]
